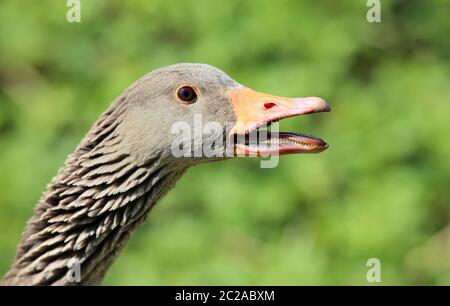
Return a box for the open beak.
[229,87,331,156]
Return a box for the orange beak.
[228,87,331,156]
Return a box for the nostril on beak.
[264,102,276,110]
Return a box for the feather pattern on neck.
[2,94,186,285]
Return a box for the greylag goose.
[1,63,330,285]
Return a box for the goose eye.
[176,86,198,103]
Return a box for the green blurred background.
[0,0,449,285]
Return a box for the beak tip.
[293,97,331,113]
[312,97,331,112]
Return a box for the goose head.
[105,63,330,166]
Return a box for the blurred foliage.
[0,0,449,285]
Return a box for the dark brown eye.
[176,86,198,103]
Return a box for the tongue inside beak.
[228,87,330,156]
